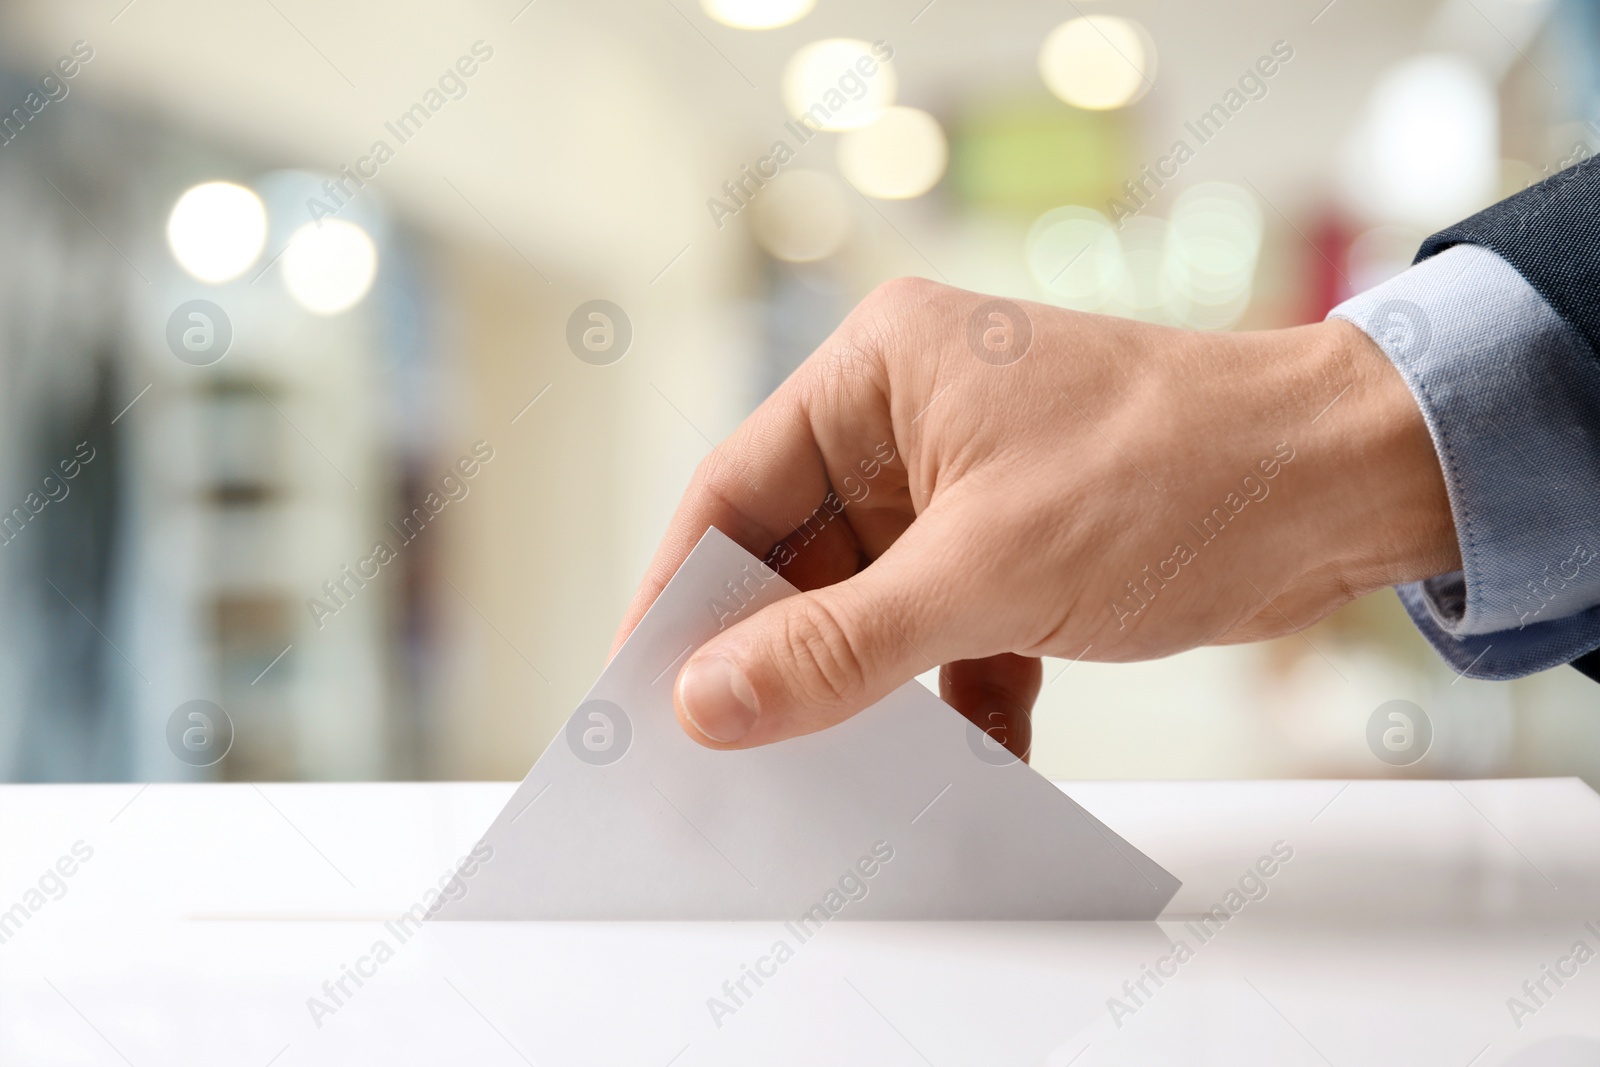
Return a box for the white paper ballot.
[432,528,1180,920]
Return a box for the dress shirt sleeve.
[1328,243,1600,679]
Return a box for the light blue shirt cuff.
[1328,244,1600,680]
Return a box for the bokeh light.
[750,170,852,261]
[1026,206,1122,310]
[1115,215,1176,320]
[1038,17,1154,111]
[1163,182,1263,328]
[1027,186,1262,326]
[1347,223,1426,293]
[1341,54,1498,226]
[781,39,896,131]
[281,219,378,315]
[836,106,948,200]
[166,181,268,284]
[700,0,814,29]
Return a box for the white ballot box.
[2,778,1597,1066]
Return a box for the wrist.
[1262,319,1462,602]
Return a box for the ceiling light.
[281,220,377,316]
[1038,17,1154,111]
[837,107,947,199]
[701,0,814,29]
[782,39,896,132]
[167,181,268,284]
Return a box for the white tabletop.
[3,779,1598,1066]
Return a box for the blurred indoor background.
[0,0,1593,787]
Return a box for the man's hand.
[610,278,1460,755]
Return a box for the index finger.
[608,378,832,658]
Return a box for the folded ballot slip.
[432,527,1180,921]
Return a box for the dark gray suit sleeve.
[1418,158,1600,362]
[1414,159,1600,681]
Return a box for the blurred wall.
[0,0,1592,787]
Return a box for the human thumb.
[673,557,951,749]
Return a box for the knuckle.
[809,337,874,410]
[834,276,942,368]
[687,454,723,496]
[869,275,941,307]
[688,454,746,511]
[774,598,869,707]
